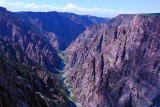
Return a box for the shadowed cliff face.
[0,37,34,66]
[0,56,70,107]
[15,11,109,50]
[65,14,160,107]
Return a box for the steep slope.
[15,11,84,50]
[0,35,72,106]
[60,12,109,27]
[0,56,70,107]
[0,8,61,73]
[15,11,109,50]
[65,14,160,107]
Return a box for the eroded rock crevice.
[65,14,160,107]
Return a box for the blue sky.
[0,0,160,17]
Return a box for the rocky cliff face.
[0,9,61,73]
[65,14,160,107]
[15,11,109,50]
[0,56,70,107]
[0,32,70,107]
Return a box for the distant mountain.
[60,12,109,27]
[0,6,7,12]
[65,14,160,107]
[15,11,109,50]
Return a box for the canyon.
[0,6,108,107]
[0,6,160,107]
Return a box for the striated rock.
[44,32,59,50]
[65,14,160,107]
[0,9,61,73]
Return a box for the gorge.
[0,6,160,107]
[0,6,108,107]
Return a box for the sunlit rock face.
[65,14,160,107]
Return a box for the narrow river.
[59,51,77,107]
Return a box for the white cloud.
[0,0,5,5]
[0,1,132,17]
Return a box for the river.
[59,51,77,107]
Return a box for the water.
[59,51,77,107]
